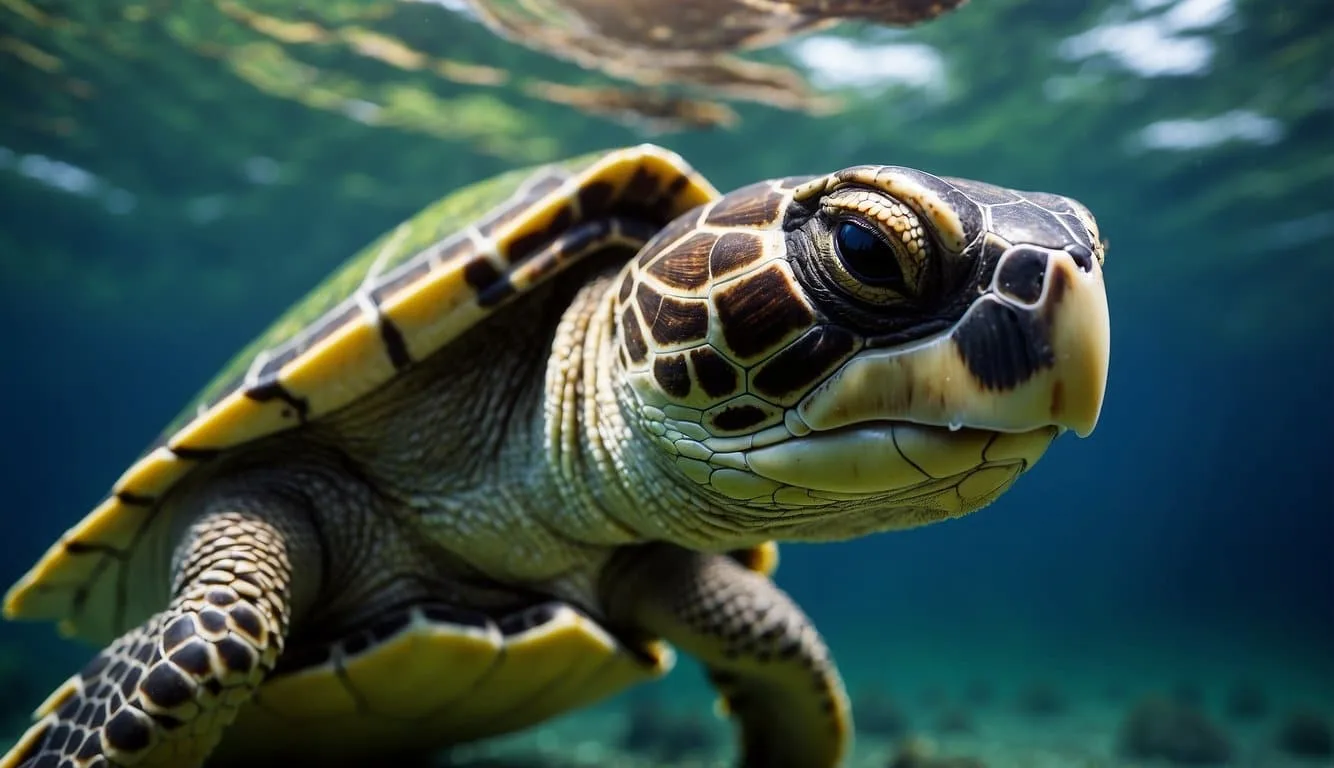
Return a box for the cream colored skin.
[3,163,1108,768]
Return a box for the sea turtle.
[1,143,1109,768]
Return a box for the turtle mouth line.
[745,419,1058,495]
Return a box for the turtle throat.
[544,271,761,554]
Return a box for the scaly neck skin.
[542,272,761,555]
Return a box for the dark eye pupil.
[834,221,906,290]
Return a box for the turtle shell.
[4,144,718,640]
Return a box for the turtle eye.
[818,189,934,306]
[834,221,907,292]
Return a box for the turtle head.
[611,165,1109,539]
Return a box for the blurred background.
[1,0,1331,765]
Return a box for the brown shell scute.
[711,265,815,361]
[705,396,782,435]
[652,354,693,399]
[645,232,715,291]
[647,296,710,347]
[689,348,740,399]
[703,181,786,228]
[620,311,649,364]
[708,231,767,279]
[750,325,860,405]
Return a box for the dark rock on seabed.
[1118,694,1233,765]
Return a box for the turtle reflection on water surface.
[469,0,968,122]
[2,144,1108,768]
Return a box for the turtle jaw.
[745,421,1056,499]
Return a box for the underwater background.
[1,0,1330,765]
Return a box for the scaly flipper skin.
[603,544,849,768]
[5,496,316,768]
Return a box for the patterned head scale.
[613,164,1110,530]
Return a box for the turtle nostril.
[1065,243,1094,272]
[995,247,1047,305]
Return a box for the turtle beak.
[795,244,1110,438]
[1039,247,1110,436]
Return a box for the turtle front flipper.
[603,544,849,768]
[3,494,319,768]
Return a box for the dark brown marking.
[104,709,151,753]
[369,259,430,305]
[617,271,634,304]
[690,347,739,399]
[48,725,70,752]
[378,317,412,370]
[634,282,664,329]
[752,326,858,401]
[230,604,264,640]
[216,636,256,673]
[197,609,227,634]
[114,491,154,506]
[712,266,815,360]
[577,180,616,216]
[653,355,692,399]
[663,173,690,198]
[463,256,503,292]
[64,541,117,555]
[162,616,196,652]
[709,231,766,279]
[954,300,1054,391]
[705,183,784,228]
[712,404,770,432]
[168,644,212,676]
[647,232,714,291]
[622,166,661,203]
[76,732,102,760]
[507,205,573,264]
[244,378,310,422]
[475,277,516,308]
[140,665,193,709]
[620,310,648,364]
[120,666,142,698]
[1045,261,1069,306]
[648,296,709,346]
[170,446,219,462]
[647,173,695,220]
